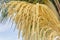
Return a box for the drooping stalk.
[54,0,60,16]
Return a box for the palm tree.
[0,0,60,40]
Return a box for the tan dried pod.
[5,1,60,40]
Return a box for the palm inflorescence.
[0,0,60,40]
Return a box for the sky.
[0,18,17,40]
[0,18,22,40]
[0,3,22,40]
[0,1,23,39]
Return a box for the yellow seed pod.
[6,1,60,40]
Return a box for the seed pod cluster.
[5,1,60,40]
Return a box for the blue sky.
[0,18,22,40]
[0,1,19,39]
[0,1,22,40]
[0,19,17,40]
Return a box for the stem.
[54,0,60,15]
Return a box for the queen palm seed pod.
[4,1,60,40]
